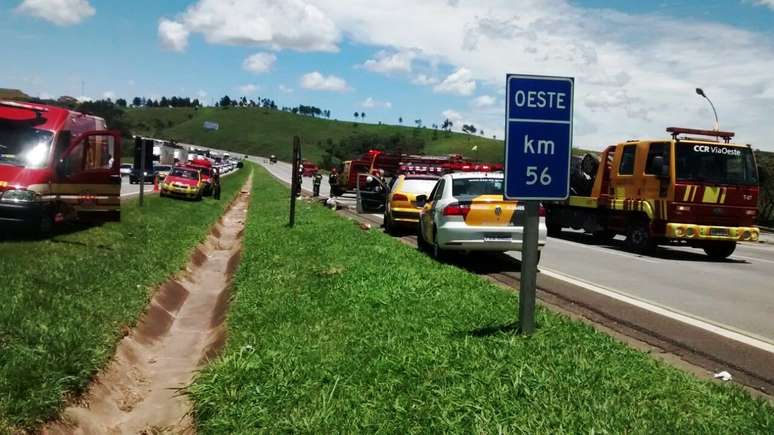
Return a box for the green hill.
[124,107,506,164]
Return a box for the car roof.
[400,174,440,180]
[445,171,504,179]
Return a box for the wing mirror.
[651,156,669,179]
[416,194,428,207]
[56,158,70,179]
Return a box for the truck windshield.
[0,123,54,168]
[675,143,757,186]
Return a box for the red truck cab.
[301,160,319,177]
[0,101,121,232]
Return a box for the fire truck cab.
[0,101,121,233]
[545,128,759,259]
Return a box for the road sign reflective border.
[504,74,574,200]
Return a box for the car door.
[54,130,121,215]
[422,178,445,243]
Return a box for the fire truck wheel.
[625,221,655,254]
[546,221,562,237]
[703,241,736,260]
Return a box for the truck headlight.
[1,189,40,203]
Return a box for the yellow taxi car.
[383,174,439,234]
[160,166,204,200]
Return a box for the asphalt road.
[120,176,152,198]
[254,157,774,344]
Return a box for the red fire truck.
[184,158,216,196]
[0,100,121,233]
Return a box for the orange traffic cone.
[153,174,159,192]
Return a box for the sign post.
[504,74,573,335]
[289,136,301,227]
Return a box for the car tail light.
[443,202,471,217]
[392,193,408,201]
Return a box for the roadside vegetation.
[0,166,251,432]
[189,167,773,434]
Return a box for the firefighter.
[328,167,339,195]
[295,164,303,197]
[312,170,323,197]
[212,167,221,200]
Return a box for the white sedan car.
[416,172,547,260]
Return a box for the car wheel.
[416,223,430,253]
[703,241,736,260]
[384,212,396,235]
[432,228,448,262]
[39,212,54,235]
[625,221,655,254]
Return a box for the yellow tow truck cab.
[545,127,760,259]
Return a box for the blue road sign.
[504,74,574,200]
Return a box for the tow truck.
[184,158,215,196]
[544,127,760,258]
[0,100,121,233]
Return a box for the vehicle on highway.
[416,172,546,260]
[0,100,121,232]
[154,164,173,181]
[383,174,439,234]
[270,154,277,164]
[544,127,760,259]
[129,167,155,184]
[184,158,215,196]
[160,166,203,200]
[120,163,132,177]
[301,160,319,177]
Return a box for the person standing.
[312,171,323,197]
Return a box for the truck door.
[54,131,121,218]
[642,142,670,200]
[613,144,637,199]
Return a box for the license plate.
[710,228,729,237]
[484,233,512,242]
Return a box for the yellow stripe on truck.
[719,187,727,204]
[702,186,721,204]
[683,185,692,202]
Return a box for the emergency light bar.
[667,127,735,143]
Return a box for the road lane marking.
[540,267,774,353]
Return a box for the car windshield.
[0,123,54,168]
[452,178,504,196]
[170,168,198,179]
[155,165,172,171]
[676,143,758,186]
[399,178,438,194]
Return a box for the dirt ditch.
[43,178,252,435]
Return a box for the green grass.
[189,166,774,434]
[0,166,251,432]
[125,107,505,163]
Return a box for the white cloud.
[411,74,438,86]
[243,52,277,74]
[471,95,496,109]
[16,0,95,26]
[442,109,463,125]
[434,68,476,96]
[753,1,774,10]
[238,84,259,94]
[76,96,93,102]
[300,71,350,92]
[361,50,415,74]
[309,0,774,150]
[279,84,294,93]
[361,97,392,109]
[38,92,53,100]
[197,90,208,98]
[102,91,116,100]
[158,0,339,53]
[159,18,190,52]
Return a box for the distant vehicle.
[129,167,154,184]
[416,172,546,261]
[154,164,173,181]
[183,158,214,196]
[269,154,277,164]
[301,160,319,177]
[0,100,121,232]
[120,163,132,177]
[544,127,760,259]
[161,166,203,200]
[383,174,439,234]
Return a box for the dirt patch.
[42,177,252,435]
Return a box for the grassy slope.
[125,107,506,163]
[0,166,250,431]
[189,167,773,434]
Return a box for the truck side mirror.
[416,194,427,207]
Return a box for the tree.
[414,119,422,128]
[115,98,127,108]
[220,95,232,107]
[398,117,403,124]
[354,112,359,119]
[131,97,141,107]
[462,124,477,134]
[361,112,366,120]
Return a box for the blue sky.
[3,0,774,150]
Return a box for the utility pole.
[289,136,301,227]
[696,88,719,131]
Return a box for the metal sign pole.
[289,136,300,227]
[139,138,146,207]
[519,201,539,334]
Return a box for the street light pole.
[695,88,719,131]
